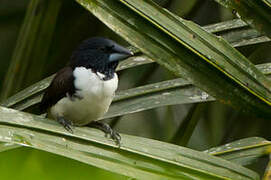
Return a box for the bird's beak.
[109,45,134,62]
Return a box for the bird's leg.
[57,116,73,133]
[88,121,121,146]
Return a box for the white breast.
[50,67,118,126]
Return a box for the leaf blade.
[0,106,260,180]
[75,0,271,118]
[205,137,271,166]
[214,0,271,38]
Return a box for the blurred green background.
[1,0,271,179]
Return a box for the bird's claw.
[89,121,121,146]
[106,128,121,147]
[57,117,74,133]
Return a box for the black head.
[70,37,133,79]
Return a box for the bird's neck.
[91,61,118,81]
[73,64,117,81]
[98,68,115,81]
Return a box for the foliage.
[0,0,271,179]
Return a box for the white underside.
[50,67,118,126]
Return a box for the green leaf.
[205,19,271,47]
[118,0,271,105]
[171,104,206,146]
[76,0,271,118]
[0,106,260,180]
[152,0,171,7]
[0,142,21,153]
[3,62,271,121]
[205,137,271,166]
[2,17,270,111]
[203,19,248,33]
[214,0,271,38]
[263,155,271,180]
[0,0,62,100]
[0,54,153,108]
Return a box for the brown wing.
[40,66,75,113]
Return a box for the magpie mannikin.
[40,37,133,145]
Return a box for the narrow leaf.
[171,104,206,146]
[0,142,21,153]
[76,0,271,117]
[3,62,271,120]
[0,0,62,100]
[263,155,271,180]
[205,137,271,166]
[214,0,271,38]
[0,106,260,180]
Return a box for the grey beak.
[109,45,134,62]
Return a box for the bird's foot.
[57,117,73,133]
[89,121,121,146]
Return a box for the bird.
[40,37,134,145]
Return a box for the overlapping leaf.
[3,60,271,121]
[0,106,259,180]
[205,137,271,166]
[0,0,62,100]
[75,0,271,118]
[118,0,271,107]
[2,17,270,113]
[214,0,271,38]
[0,0,270,179]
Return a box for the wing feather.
[40,67,75,113]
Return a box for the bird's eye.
[99,47,106,52]
[99,45,114,53]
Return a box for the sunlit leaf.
[3,62,271,123]
[76,0,271,118]
[263,155,271,180]
[0,142,21,153]
[0,106,260,180]
[205,137,271,166]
